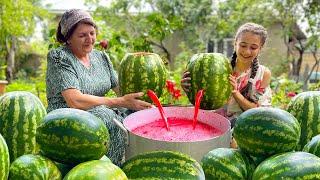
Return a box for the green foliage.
[0,0,47,39]
[5,40,48,107]
[271,75,303,109]
[0,65,6,80]
[309,82,320,91]
[5,79,47,107]
[159,71,190,106]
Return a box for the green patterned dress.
[46,46,126,166]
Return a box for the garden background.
[0,0,319,109]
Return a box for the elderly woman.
[46,9,152,165]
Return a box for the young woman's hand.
[181,71,191,92]
[228,74,238,93]
[120,92,153,111]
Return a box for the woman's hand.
[228,74,238,93]
[181,71,191,92]
[119,92,153,111]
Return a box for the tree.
[0,0,47,82]
[86,0,213,70]
[303,0,320,83]
[271,0,319,82]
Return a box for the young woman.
[181,23,272,146]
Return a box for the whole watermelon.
[122,150,205,179]
[186,53,232,110]
[252,152,320,179]
[0,134,9,180]
[0,91,46,162]
[303,134,320,158]
[233,107,300,157]
[36,108,109,165]
[119,52,167,102]
[287,91,320,150]
[9,154,61,180]
[64,160,127,180]
[201,148,253,180]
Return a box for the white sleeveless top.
[226,65,272,118]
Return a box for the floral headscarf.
[59,9,94,37]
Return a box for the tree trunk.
[5,36,16,83]
[290,40,305,82]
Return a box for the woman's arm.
[229,68,271,111]
[61,89,152,111]
[231,91,257,111]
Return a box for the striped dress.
[46,46,126,166]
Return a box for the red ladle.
[193,89,204,130]
[147,90,170,131]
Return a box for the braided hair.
[231,22,267,102]
[231,52,259,102]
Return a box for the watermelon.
[303,134,320,158]
[122,151,205,179]
[201,148,253,180]
[186,53,232,110]
[287,91,320,150]
[118,52,167,102]
[36,108,109,165]
[0,134,9,180]
[9,154,61,180]
[252,152,320,179]
[0,91,46,162]
[64,160,127,180]
[233,107,300,157]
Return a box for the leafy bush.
[5,79,47,107]
[270,75,303,109]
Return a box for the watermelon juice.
[131,117,222,142]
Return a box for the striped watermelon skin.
[186,53,232,110]
[252,152,320,179]
[64,160,127,180]
[36,108,109,165]
[53,151,113,177]
[287,91,320,150]
[119,52,167,102]
[233,107,301,157]
[0,134,9,180]
[9,154,61,180]
[122,151,205,179]
[303,134,320,158]
[201,148,253,180]
[0,91,46,162]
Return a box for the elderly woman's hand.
[181,71,191,92]
[120,92,153,111]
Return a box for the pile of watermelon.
[0,52,320,179]
[201,92,320,179]
[0,91,128,179]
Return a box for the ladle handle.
[112,118,129,146]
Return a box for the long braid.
[240,57,259,102]
[231,52,237,69]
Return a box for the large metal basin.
[113,106,231,162]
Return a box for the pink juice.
[131,117,222,142]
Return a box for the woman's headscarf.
[59,9,94,37]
